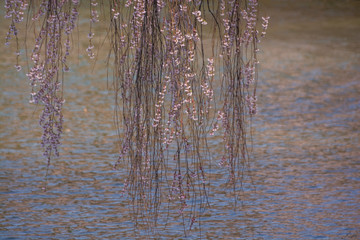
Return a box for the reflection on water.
[1,0,359,238]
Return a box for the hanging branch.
[4,0,269,233]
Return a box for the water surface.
[1,0,359,239]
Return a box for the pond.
[1,0,359,239]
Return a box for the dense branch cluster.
[4,0,269,232]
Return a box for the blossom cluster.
[4,0,80,165]
[246,95,257,115]
[261,16,270,37]
[4,0,28,71]
[192,10,207,25]
[87,0,99,59]
[241,0,258,46]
